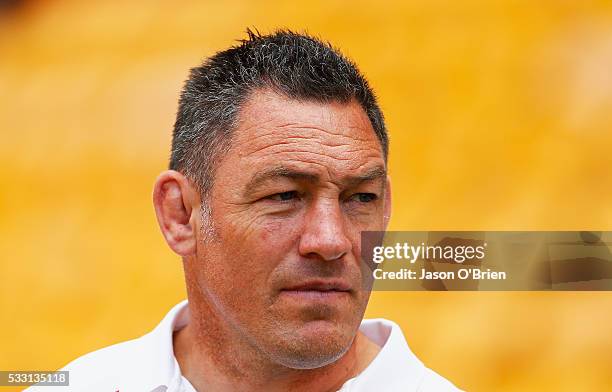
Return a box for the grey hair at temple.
[169,28,388,198]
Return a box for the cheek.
[258,217,300,247]
[205,215,301,286]
[193,217,303,323]
[243,219,302,280]
[224,209,303,253]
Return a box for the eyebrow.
[244,165,387,195]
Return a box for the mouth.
[280,280,352,300]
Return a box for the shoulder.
[417,367,464,392]
[24,300,188,392]
[25,334,156,392]
[25,301,188,392]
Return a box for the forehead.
[224,89,385,181]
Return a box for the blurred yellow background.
[1,1,611,391]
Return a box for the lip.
[281,279,352,293]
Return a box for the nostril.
[301,244,350,262]
[328,251,347,261]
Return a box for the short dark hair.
[169,29,388,197]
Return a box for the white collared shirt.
[27,300,461,391]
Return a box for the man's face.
[190,89,389,369]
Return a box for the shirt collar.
[342,318,427,390]
[147,300,426,392]
[145,299,189,391]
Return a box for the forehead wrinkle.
[234,113,279,138]
[274,122,373,143]
[242,122,372,142]
[232,103,379,159]
[234,109,374,141]
[241,142,384,185]
[233,88,384,150]
[237,126,381,159]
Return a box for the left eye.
[269,191,299,201]
[351,193,378,203]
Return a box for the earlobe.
[152,170,199,257]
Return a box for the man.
[29,30,461,391]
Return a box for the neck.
[173,298,380,392]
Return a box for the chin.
[268,319,356,370]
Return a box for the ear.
[152,170,200,257]
[383,176,392,230]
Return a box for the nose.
[298,198,352,261]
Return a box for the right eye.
[267,191,299,202]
